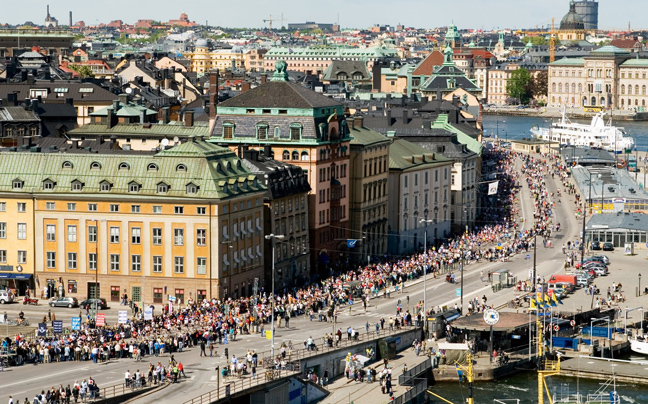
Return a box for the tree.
[506,68,532,105]
[521,36,547,46]
[68,64,94,78]
[529,70,548,99]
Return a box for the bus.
[583,106,603,113]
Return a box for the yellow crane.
[263,14,284,31]
[518,17,557,62]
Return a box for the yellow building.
[185,40,246,75]
[0,140,265,303]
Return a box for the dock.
[560,356,648,384]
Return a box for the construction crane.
[516,17,558,63]
[263,14,284,31]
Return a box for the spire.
[47,4,50,18]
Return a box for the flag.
[347,239,358,248]
[288,48,294,54]
[549,294,557,307]
[488,181,499,195]
[543,295,551,309]
[552,293,563,305]
[529,298,537,311]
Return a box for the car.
[591,267,608,276]
[591,241,602,250]
[79,298,108,310]
[49,297,79,308]
[591,255,610,265]
[603,242,614,251]
[583,262,606,271]
[0,290,14,304]
[576,275,592,287]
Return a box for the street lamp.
[420,218,434,321]
[600,174,605,214]
[581,172,597,268]
[639,273,642,297]
[265,233,284,360]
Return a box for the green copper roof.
[549,57,585,66]
[0,140,264,200]
[90,102,157,117]
[349,125,391,147]
[590,45,630,55]
[69,122,210,138]
[431,114,483,155]
[389,138,452,171]
[621,59,648,67]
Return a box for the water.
[482,115,648,151]
[430,370,648,403]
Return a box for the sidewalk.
[323,347,428,404]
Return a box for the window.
[89,253,97,271]
[17,203,26,212]
[157,183,169,193]
[88,225,97,242]
[43,180,55,190]
[196,228,207,246]
[100,181,112,192]
[153,288,163,303]
[129,182,140,193]
[292,151,299,160]
[174,256,184,274]
[131,255,141,272]
[71,181,83,191]
[68,252,77,270]
[17,223,27,240]
[110,226,119,243]
[147,163,158,171]
[46,202,55,210]
[176,164,187,172]
[88,203,97,211]
[67,225,77,242]
[0,250,5,263]
[301,151,309,161]
[67,203,76,211]
[110,254,120,271]
[174,228,184,245]
[152,228,162,245]
[256,124,268,140]
[153,256,163,273]
[118,162,130,171]
[290,124,302,140]
[197,207,206,215]
[131,227,141,244]
[197,257,207,275]
[153,205,162,214]
[186,183,198,194]
[0,202,4,212]
[46,252,56,268]
[110,204,119,212]
[17,250,27,264]
[223,123,234,139]
[46,224,56,241]
[174,206,184,214]
[283,150,290,160]
[90,162,101,170]
[131,205,141,213]
[12,179,24,189]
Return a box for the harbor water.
[482,115,648,151]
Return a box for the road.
[1,154,645,404]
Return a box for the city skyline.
[4,0,644,31]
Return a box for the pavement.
[2,153,648,404]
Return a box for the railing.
[182,368,298,404]
[392,377,427,404]
[398,358,431,386]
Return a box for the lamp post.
[600,175,605,214]
[420,219,434,320]
[265,233,284,360]
[639,273,642,297]
[581,172,596,268]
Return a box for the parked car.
[576,275,592,287]
[591,241,602,250]
[591,255,610,265]
[591,266,608,276]
[79,298,108,310]
[0,290,14,304]
[49,297,79,308]
[603,242,614,251]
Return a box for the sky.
[5,0,641,31]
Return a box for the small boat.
[629,333,648,355]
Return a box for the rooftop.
[571,165,648,202]
[586,212,648,233]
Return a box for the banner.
[38,323,47,337]
[52,320,63,334]
[144,307,153,320]
[96,313,105,327]
[265,330,272,339]
[71,317,81,330]
[118,310,128,324]
[347,239,358,248]
[488,181,499,195]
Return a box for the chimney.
[185,110,194,127]
[241,82,251,93]
[242,148,259,161]
[112,99,120,112]
[8,93,17,105]
[162,107,170,124]
[164,69,172,89]
[139,109,146,124]
[69,11,72,27]
[260,74,267,85]
[263,145,273,159]
[118,93,128,105]
[436,88,442,100]
[402,109,408,124]
[107,108,115,129]
[353,116,364,129]
[31,99,39,113]
[208,69,219,132]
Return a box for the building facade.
[348,117,390,264]
[211,62,352,274]
[0,140,265,303]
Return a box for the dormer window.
[118,162,130,171]
[176,164,187,172]
[157,182,169,193]
[12,179,24,189]
[100,181,112,192]
[62,161,74,169]
[129,181,141,193]
[147,163,159,171]
[42,179,56,190]
[90,162,101,170]
[186,183,199,194]
[256,123,268,140]
[71,180,84,191]
[223,122,235,139]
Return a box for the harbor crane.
[263,14,285,31]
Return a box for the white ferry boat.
[531,110,634,153]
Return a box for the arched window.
[292,151,299,160]
[551,83,556,92]
[636,99,639,106]
[300,151,309,161]
[621,99,625,107]
[643,100,646,107]
[621,85,626,95]
[635,85,640,95]
[571,83,576,93]
[629,85,633,95]
[591,97,596,106]
[62,161,73,169]
[643,85,647,95]
[600,97,606,106]
[176,164,187,172]
[274,127,280,138]
[282,150,290,160]
[147,163,158,171]
[558,83,562,93]
[90,161,101,170]
[118,162,130,171]
[256,123,268,140]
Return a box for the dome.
[560,1,585,30]
[195,38,208,48]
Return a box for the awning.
[0,273,33,280]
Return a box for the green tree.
[506,68,532,104]
[68,64,94,78]
[522,36,547,46]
